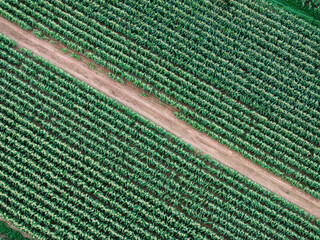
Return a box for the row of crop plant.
[0,32,320,239]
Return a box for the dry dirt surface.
[0,17,319,218]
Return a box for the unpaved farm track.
[0,17,319,218]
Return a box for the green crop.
[1,0,319,199]
[60,47,68,53]
[0,32,319,240]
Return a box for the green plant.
[1,0,320,199]
[87,62,96,70]
[0,33,319,239]
[0,222,25,240]
[60,47,68,53]
[141,92,148,97]
[70,52,81,61]
[32,29,43,39]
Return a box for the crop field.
[0,0,319,198]
[0,32,320,239]
[280,0,320,17]
[0,0,319,239]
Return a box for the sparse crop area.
[0,0,319,239]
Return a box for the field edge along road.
[0,16,319,218]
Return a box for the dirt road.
[0,17,319,218]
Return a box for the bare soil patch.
[0,16,319,221]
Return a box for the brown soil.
[0,16,319,223]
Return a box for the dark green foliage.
[269,0,320,26]
[0,222,26,240]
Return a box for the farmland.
[0,32,320,239]
[274,0,320,20]
[0,0,319,198]
[0,219,30,240]
[0,0,320,239]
